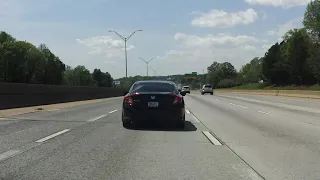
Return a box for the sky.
[0,0,310,78]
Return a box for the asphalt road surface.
[0,93,319,180]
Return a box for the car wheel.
[210,92,213,95]
[122,113,131,128]
[201,93,204,95]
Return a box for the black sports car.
[122,80,186,128]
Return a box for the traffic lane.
[216,93,320,110]
[185,94,320,180]
[209,93,320,126]
[0,107,262,180]
[0,98,121,155]
[7,97,122,121]
[215,93,320,117]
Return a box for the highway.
[0,93,319,180]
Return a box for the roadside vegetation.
[0,32,114,87]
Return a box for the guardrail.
[213,89,320,99]
[0,83,127,110]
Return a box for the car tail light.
[124,93,138,105]
[169,94,183,104]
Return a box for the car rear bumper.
[123,107,184,123]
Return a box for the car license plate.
[148,102,159,107]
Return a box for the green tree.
[303,0,320,42]
[207,61,236,88]
[73,65,95,86]
[262,42,282,84]
[237,57,263,85]
[308,43,320,84]
[0,31,15,44]
[36,44,66,85]
[92,69,113,87]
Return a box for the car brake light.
[169,94,183,104]
[124,93,138,105]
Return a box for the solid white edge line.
[0,150,21,161]
[190,114,200,123]
[202,131,222,145]
[109,110,118,114]
[257,111,273,116]
[185,109,190,114]
[88,114,108,122]
[35,129,71,143]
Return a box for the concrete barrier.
[214,89,320,99]
[0,82,126,110]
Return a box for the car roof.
[183,86,189,87]
[135,80,175,85]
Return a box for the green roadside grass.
[219,83,320,91]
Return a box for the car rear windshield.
[131,82,175,93]
[204,85,212,88]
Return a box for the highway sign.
[114,81,120,85]
[184,72,197,79]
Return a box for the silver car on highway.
[201,84,213,95]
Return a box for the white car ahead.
[201,84,213,95]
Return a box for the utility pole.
[108,29,143,78]
[140,57,156,76]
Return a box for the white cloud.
[267,30,276,36]
[191,8,258,28]
[157,33,265,72]
[245,0,312,8]
[174,33,259,47]
[267,17,303,40]
[76,36,134,58]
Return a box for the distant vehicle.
[201,84,213,95]
[122,80,186,128]
[182,86,190,94]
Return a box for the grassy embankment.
[225,83,320,91]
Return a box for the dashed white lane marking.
[202,131,222,145]
[88,114,108,122]
[35,129,71,143]
[109,110,118,114]
[229,103,247,108]
[0,150,21,162]
[257,111,273,116]
[185,109,190,114]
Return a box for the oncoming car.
[122,80,186,128]
[201,84,213,95]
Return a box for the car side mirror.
[123,91,129,96]
[178,89,181,92]
[180,91,186,96]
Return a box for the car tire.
[210,92,213,95]
[122,113,131,128]
[201,93,204,95]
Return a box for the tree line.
[203,0,320,89]
[0,32,114,87]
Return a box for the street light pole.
[108,30,143,78]
[151,68,159,76]
[140,57,156,76]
